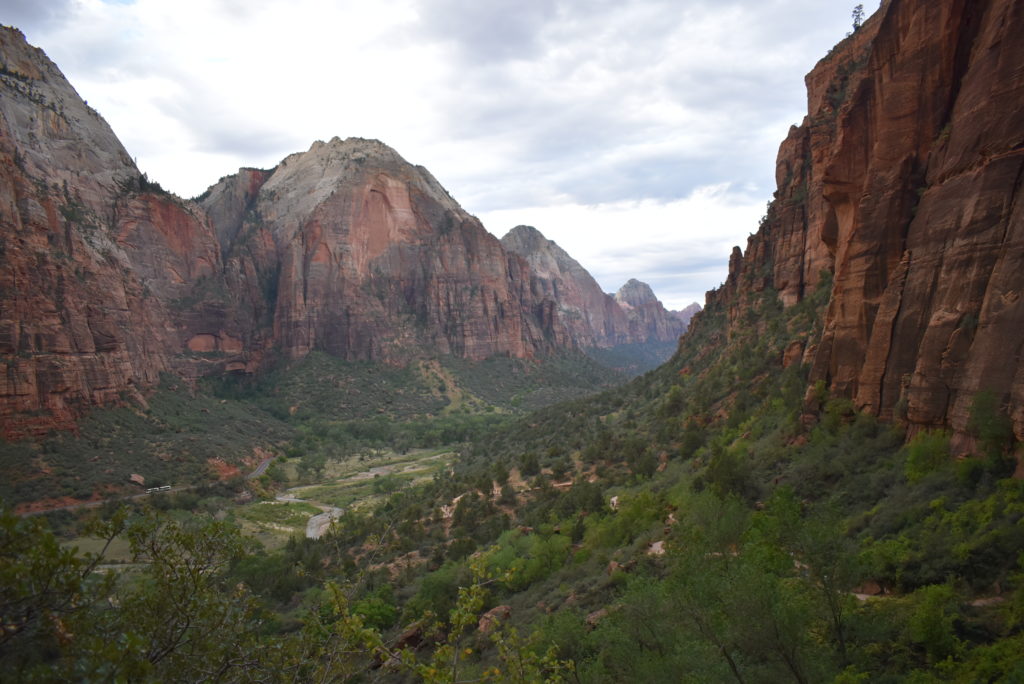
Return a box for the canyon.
[0,26,686,439]
[3,0,1023,446]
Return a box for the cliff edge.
[698,0,1024,445]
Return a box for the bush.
[905,430,951,482]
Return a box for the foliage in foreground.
[4,266,1024,682]
[0,505,575,683]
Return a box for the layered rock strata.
[203,138,573,362]
[699,0,1024,441]
[614,279,688,343]
[0,27,215,438]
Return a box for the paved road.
[276,489,341,539]
[247,456,273,479]
[305,508,342,539]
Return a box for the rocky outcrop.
[700,0,1024,442]
[670,303,702,329]
[0,46,564,437]
[198,167,273,254]
[0,27,192,438]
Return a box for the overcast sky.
[5,0,866,309]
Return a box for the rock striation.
[698,0,1024,442]
[0,26,215,438]
[200,139,567,363]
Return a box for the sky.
[5,0,865,309]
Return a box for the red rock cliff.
[2,26,636,437]
[703,0,1024,442]
[201,139,569,363]
[500,226,687,347]
[502,225,644,347]
[0,27,224,439]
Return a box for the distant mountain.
[613,278,691,343]
[500,225,685,348]
[670,302,701,328]
[196,137,565,364]
[0,27,683,437]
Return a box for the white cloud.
[12,0,862,304]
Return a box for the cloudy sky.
[6,0,865,309]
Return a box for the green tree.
[904,429,951,482]
[852,4,864,30]
[74,513,263,681]
[907,584,961,664]
[0,507,117,678]
[519,452,540,477]
[1,508,266,681]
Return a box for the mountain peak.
[306,136,404,161]
[275,135,410,175]
[255,136,461,232]
[0,25,137,203]
[501,225,586,284]
[615,279,658,308]
[500,225,555,252]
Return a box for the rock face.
[501,226,684,347]
[0,27,681,438]
[700,0,1024,441]
[201,139,565,363]
[0,27,218,438]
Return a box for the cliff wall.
[0,28,221,438]
[702,0,1024,443]
[200,139,570,363]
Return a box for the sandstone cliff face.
[0,26,578,438]
[0,27,221,438]
[0,58,571,437]
[501,225,630,347]
[702,0,1024,442]
[201,140,566,363]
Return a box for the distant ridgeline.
[0,25,693,441]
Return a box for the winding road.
[276,490,341,539]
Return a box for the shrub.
[904,430,951,482]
